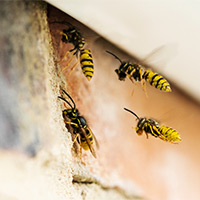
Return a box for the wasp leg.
[132,126,136,130]
[73,133,79,143]
[58,51,70,64]
[138,67,148,97]
[55,30,70,63]
[71,133,85,164]
[59,54,76,75]
[60,32,68,39]
[80,147,85,165]
[59,54,76,76]
[129,76,134,83]
[138,65,147,96]
[128,68,136,78]
[56,31,70,63]
[56,30,67,37]
[149,125,157,137]
[58,31,70,45]
[68,60,79,77]
[77,134,85,165]
[55,30,68,38]
[144,131,149,139]
[131,88,135,96]
[65,121,79,128]
[140,79,148,97]
[129,77,135,95]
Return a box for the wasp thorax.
[137,117,146,127]
[131,64,143,81]
[63,109,79,119]
[78,116,87,127]
[148,119,159,128]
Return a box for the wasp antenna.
[124,108,140,120]
[106,50,123,64]
[61,89,76,109]
[58,96,74,109]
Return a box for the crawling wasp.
[58,89,98,160]
[106,50,171,92]
[124,108,181,144]
[52,21,94,80]
[51,21,85,56]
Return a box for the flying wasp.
[106,50,171,92]
[58,89,99,160]
[51,21,94,81]
[124,108,181,144]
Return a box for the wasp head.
[63,108,79,120]
[61,29,70,43]
[136,117,146,129]
[115,69,126,81]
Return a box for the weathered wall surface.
[0,1,142,200]
[1,1,200,200]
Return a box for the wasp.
[124,108,181,144]
[51,21,94,80]
[58,89,98,160]
[106,50,171,92]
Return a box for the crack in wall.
[72,176,144,200]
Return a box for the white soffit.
[46,0,200,102]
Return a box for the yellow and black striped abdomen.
[80,129,94,150]
[80,49,94,81]
[143,70,171,92]
[159,126,181,143]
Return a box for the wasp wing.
[87,126,99,149]
[147,121,161,138]
[80,127,97,158]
